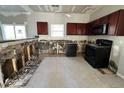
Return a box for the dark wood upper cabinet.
[77,23,83,35]
[107,10,124,36]
[82,24,86,35]
[116,10,124,36]
[67,23,77,35]
[85,23,93,35]
[37,22,48,35]
[91,15,109,27]
[93,19,100,26]
[77,23,86,35]
[67,23,86,35]
[108,11,119,35]
[99,15,109,24]
[87,10,124,36]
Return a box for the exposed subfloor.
[26,57,124,88]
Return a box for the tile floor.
[26,57,124,88]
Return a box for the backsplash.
[38,35,88,41]
[38,39,95,55]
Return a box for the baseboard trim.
[117,72,124,79]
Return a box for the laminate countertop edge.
[0,38,37,43]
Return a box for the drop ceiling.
[0,5,103,14]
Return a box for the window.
[51,24,64,37]
[2,24,26,40]
[2,25,15,40]
[15,25,26,39]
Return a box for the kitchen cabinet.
[92,20,100,27]
[86,9,124,36]
[67,23,86,35]
[86,15,109,35]
[108,11,119,35]
[85,23,93,35]
[99,15,109,24]
[91,15,109,27]
[67,23,77,35]
[116,10,124,36]
[108,10,124,36]
[77,23,86,35]
[37,22,48,35]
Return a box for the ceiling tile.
[28,5,41,12]
[61,5,73,13]
[0,5,104,14]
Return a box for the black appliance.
[65,43,77,57]
[92,24,108,35]
[84,39,113,68]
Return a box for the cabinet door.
[92,20,99,27]
[99,15,109,24]
[76,23,86,35]
[67,23,77,35]
[116,10,124,36]
[37,22,48,35]
[108,11,119,35]
[76,23,82,35]
[81,24,86,35]
[85,23,93,35]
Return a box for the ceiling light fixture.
[65,14,72,17]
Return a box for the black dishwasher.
[65,43,77,57]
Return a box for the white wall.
[88,5,124,77]
[117,47,124,79]
[27,13,89,40]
